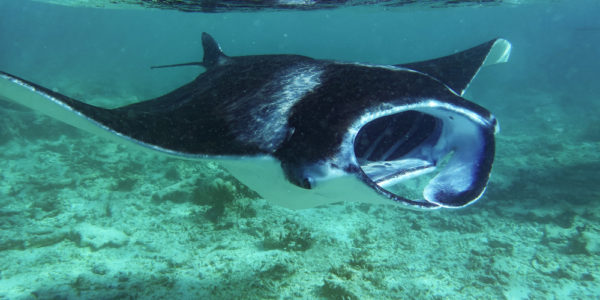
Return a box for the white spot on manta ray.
[235,64,324,151]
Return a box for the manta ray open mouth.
[353,103,496,209]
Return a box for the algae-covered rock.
[262,218,313,251]
[581,228,600,254]
[321,276,360,300]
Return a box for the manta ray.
[0,33,511,210]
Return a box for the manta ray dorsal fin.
[201,32,228,68]
[398,38,512,96]
[149,32,228,70]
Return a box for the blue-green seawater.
[0,0,598,299]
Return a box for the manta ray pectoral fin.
[150,32,229,70]
[0,71,164,155]
[399,38,512,96]
[0,72,102,133]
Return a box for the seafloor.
[1,79,598,299]
[1,1,599,299]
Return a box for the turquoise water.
[0,0,599,298]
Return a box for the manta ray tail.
[150,32,228,70]
[150,62,203,69]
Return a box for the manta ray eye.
[280,161,315,190]
[302,177,313,189]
